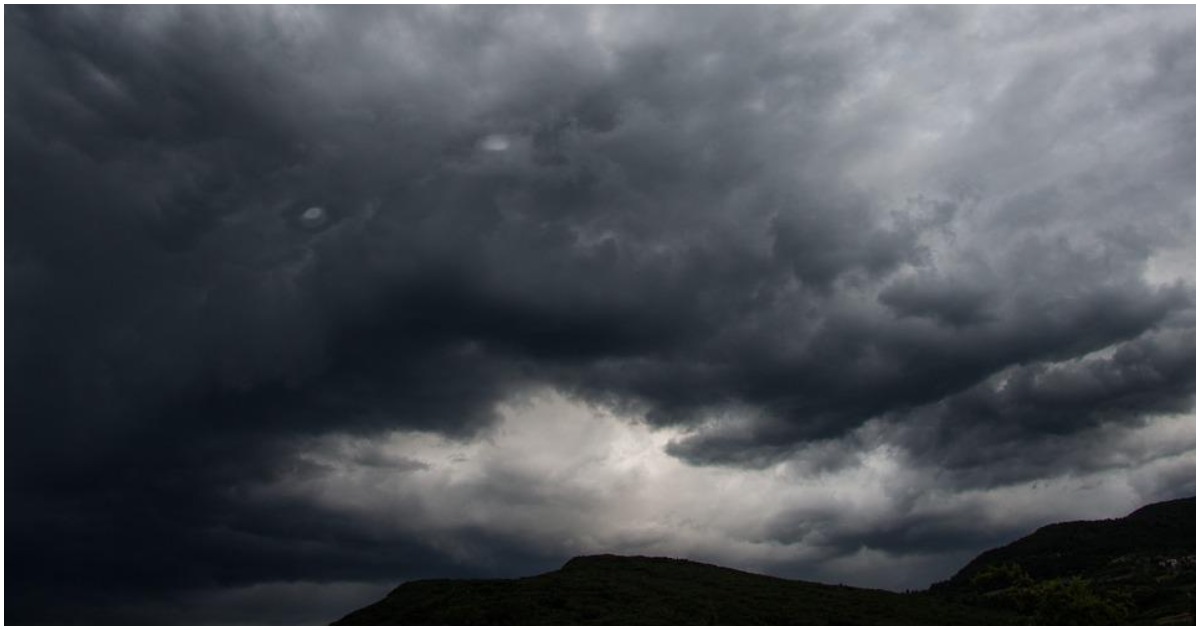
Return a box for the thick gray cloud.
[6,5,1194,624]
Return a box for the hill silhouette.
[334,555,1017,625]
[334,498,1195,625]
[931,497,1195,624]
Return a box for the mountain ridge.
[335,497,1195,625]
[930,497,1194,624]
[937,496,1194,586]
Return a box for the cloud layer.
[6,6,1194,623]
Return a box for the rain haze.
[5,5,1195,624]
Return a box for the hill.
[930,497,1195,624]
[333,555,1017,625]
[334,498,1195,625]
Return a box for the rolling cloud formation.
[6,6,1194,623]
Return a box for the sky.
[5,5,1196,625]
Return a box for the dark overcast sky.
[5,5,1196,625]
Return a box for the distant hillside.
[334,498,1195,625]
[931,497,1195,624]
[334,555,1017,625]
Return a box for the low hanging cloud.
[255,390,1194,591]
[6,5,1194,624]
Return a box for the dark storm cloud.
[878,319,1196,488]
[878,274,995,328]
[6,5,1194,623]
[763,501,1020,559]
